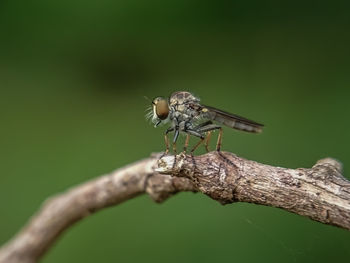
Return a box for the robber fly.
[146,91,263,154]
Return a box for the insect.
[146,91,263,154]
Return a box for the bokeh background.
[1,1,349,262]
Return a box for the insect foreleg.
[163,127,174,155]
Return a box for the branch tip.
[155,155,176,173]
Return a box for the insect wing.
[202,105,263,133]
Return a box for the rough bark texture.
[157,152,350,229]
[0,152,349,263]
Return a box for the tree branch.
[0,152,349,263]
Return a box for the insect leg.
[185,129,205,154]
[191,137,205,154]
[173,126,179,154]
[204,131,212,152]
[197,124,221,133]
[164,127,174,155]
[197,124,223,152]
[183,133,190,153]
[216,128,223,151]
[193,120,213,130]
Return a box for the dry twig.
[0,152,349,263]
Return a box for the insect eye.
[155,99,169,120]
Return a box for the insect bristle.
[144,105,152,112]
[143,96,152,102]
[144,106,154,122]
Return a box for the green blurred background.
[1,1,349,262]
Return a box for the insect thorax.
[168,91,202,128]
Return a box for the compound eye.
[155,99,169,120]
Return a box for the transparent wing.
[202,105,264,133]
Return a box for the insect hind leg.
[197,124,223,152]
